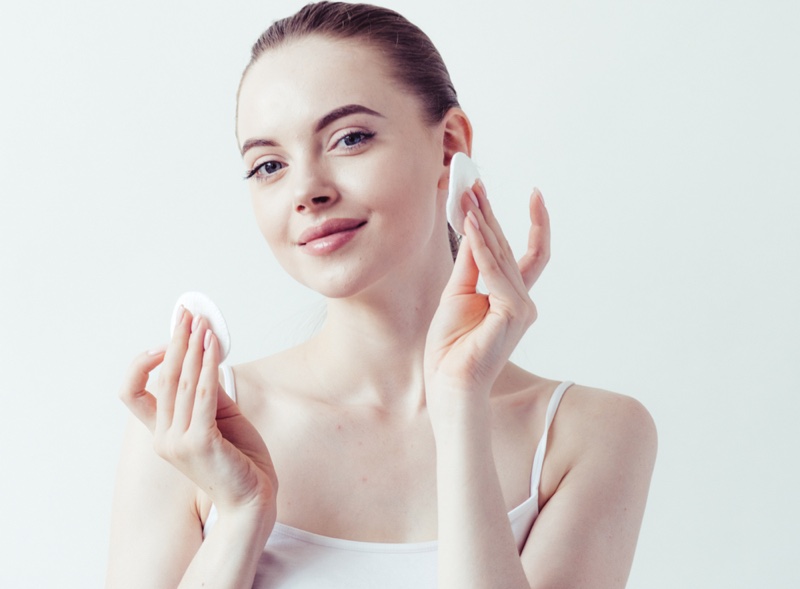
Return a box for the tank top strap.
[529,381,574,495]
[220,364,238,402]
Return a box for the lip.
[297,218,367,245]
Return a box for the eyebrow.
[240,138,278,156]
[240,103,385,156]
[314,104,384,132]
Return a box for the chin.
[279,257,382,300]
[307,277,365,300]
[274,232,434,301]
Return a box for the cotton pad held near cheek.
[170,291,231,361]
[446,152,481,236]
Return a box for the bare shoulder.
[521,382,657,587]
[539,381,658,503]
[559,383,657,458]
[496,364,657,454]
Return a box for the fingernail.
[179,305,187,323]
[534,187,545,205]
[204,329,213,350]
[466,188,480,209]
[191,314,201,332]
[147,344,167,356]
[466,210,479,230]
[476,178,487,195]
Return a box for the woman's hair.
[241,1,463,259]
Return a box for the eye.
[336,131,376,150]
[244,159,285,181]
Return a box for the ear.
[437,108,473,190]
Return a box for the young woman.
[107,3,657,588]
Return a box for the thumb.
[442,225,480,298]
[118,347,166,432]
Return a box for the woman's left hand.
[424,181,550,420]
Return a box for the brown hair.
[240,1,463,258]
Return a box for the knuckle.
[195,380,213,399]
[118,355,149,402]
[513,298,536,326]
[117,384,132,402]
[529,241,548,258]
[540,248,551,264]
[118,383,148,407]
[525,301,538,324]
[118,389,139,407]
[156,370,173,390]
[483,255,501,275]
[177,378,192,395]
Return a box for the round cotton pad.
[446,152,481,236]
[170,291,231,361]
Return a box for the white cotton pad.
[446,152,481,236]
[170,291,231,361]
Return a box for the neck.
[303,241,455,413]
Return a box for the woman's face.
[236,36,452,299]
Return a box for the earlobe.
[438,108,473,189]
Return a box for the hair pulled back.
[241,1,463,257]
[245,2,459,124]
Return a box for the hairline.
[235,33,444,147]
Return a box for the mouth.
[298,218,367,246]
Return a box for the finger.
[464,210,528,305]
[172,314,207,431]
[465,185,529,297]
[155,307,192,432]
[118,347,167,432]
[472,179,516,263]
[468,202,530,300]
[518,188,551,290]
[442,201,480,297]
[192,329,221,430]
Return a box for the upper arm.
[519,390,657,589]
[106,415,204,589]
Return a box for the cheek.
[380,159,441,233]
[360,146,439,207]
[251,195,286,251]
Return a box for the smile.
[298,219,367,255]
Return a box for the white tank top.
[206,365,573,588]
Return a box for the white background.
[1,0,798,587]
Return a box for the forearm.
[434,399,530,589]
[178,506,274,589]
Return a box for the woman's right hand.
[119,307,278,517]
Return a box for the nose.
[295,194,332,213]
[292,161,339,213]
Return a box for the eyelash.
[244,160,283,181]
[336,130,376,150]
[243,130,377,182]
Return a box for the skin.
[108,35,657,589]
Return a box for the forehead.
[237,36,408,142]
